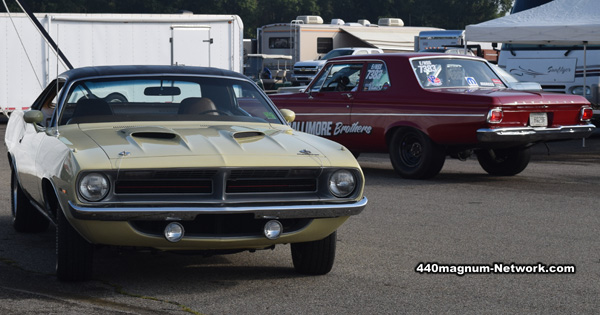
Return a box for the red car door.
[346,61,393,152]
[284,62,364,142]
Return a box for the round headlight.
[329,170,356,198]
[79,173,109,201]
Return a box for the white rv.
[257,15,440,65]
[0,13,243,115]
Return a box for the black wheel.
[389,128,446,179]
[11,169,49,233]
[56,208,94,281]
[291,232,336,275]
[476,147,531,176]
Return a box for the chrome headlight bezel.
[328,169,357,198]
[78,172,110,202]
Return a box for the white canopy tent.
[466,0,600,141]
[465,0,600,45]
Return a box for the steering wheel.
[198,109,230,116]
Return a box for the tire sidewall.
[476,147,531,176]
[389,128,445,179]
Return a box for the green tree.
[408,0,513,29]
[1,0,515,36]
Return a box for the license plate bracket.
[529,112,548,127]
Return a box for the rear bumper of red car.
[477,123,596,143]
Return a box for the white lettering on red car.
[291,121,372,136]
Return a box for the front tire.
[56,208,94,281]
[389,128,446,179]
[476,147,531,176]
[11,169,49,233]
[291,232,336,275]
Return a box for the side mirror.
[279,109,296,123]
[23,110,44,124]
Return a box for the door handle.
[341,93,353,99]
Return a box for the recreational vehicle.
[258,16,440,65]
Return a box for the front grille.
[115,179,212,194]
[113,168,320,195]
[293,68,318,75]
[130,215,312,237]
[227,169,318,193]
[226,178,316,193]
[115,170,217,195]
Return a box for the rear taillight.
[486,108,503,124]
[580,107,594,121]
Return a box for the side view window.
[363,62,390,91]
[313,63,363,92]
[31,79,65,127]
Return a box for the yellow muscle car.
[5,65,366,281]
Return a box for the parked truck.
[1,12,243,115]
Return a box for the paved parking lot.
[1,120,599,314]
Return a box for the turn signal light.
[580,107,594,121]
[487,108,503,124]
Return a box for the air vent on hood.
[131,132,177,140]
[233,131,265,139]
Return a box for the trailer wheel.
[104,92,127,103]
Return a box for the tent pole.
[583,41,587,99]
[582,41,587,148]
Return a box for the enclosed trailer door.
[171,26,211,66]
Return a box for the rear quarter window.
[363,62,391,91]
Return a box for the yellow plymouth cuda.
[5,65,366,281]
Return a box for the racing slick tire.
[291,231,336,275]
[11,169,49,233]
[389,128,446,179]
[56,208,94,282]
[476,147,531,176]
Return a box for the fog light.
[164,222,184,243]
[264,220,283,240]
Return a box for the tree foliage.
[1,0,513,38]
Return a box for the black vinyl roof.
[59,65,247,82]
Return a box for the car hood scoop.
[130,131,178,140]
[120,126,179,139]
[75,123,329,168]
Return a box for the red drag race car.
[270,53,595,179]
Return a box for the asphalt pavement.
[0,120,599,314]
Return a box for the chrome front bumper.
[477,124,596,143]
[68,197,368,221]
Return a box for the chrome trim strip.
[67,197,368,221]
[295,113,484,117]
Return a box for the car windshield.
[411,58,506,89]
[58,76,283,125]
[322,49,354,60]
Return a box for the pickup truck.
[290,47,383,85]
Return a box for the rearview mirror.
[144,86,181,96]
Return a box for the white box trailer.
[0,13,243,115]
